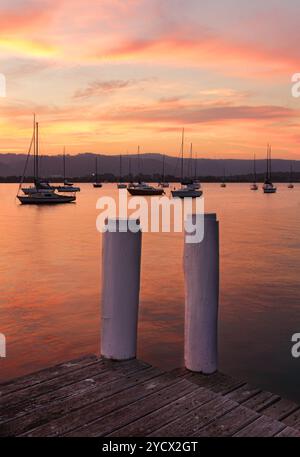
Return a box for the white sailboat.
[127,146,164,196]
[263,145,277,193]
[18,119,76,204]
[172,130,202,198]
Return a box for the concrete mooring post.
[184,213,219,374]
[101,218,142,360]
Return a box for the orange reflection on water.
[1,183,300,402]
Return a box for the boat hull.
[18,195,76,204]
[56,186,80,192]
[127,188,164,196]
[93,183,102,188]
[171,189,202,198]
[263,187,277,194]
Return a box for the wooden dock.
[1,354,300,437]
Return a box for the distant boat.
[56,147,80,193]
[192,148,201,190]
[250,154,258,190]
[220,168,227,188]
[18,119,76,205]
[288,162,294,189]
[18,191,76,204]
[127,147,164,195]
[158,155,169,188]
[263,145,277,194]
[117,155,127,189]
[127,182,164,196]
[93,156,102,188]
[172,130,202,198]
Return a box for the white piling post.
[101,218,142,360]
[184,213,219,374]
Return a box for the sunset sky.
[0,0,300,158]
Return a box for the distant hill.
[0,153,298,180]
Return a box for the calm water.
[1,183,300,402]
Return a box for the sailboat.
[263,145,277,193]
[288,162,294,189]
[158,155,169,188]
[117,155,127,189]
[250,154,258,190]
[18,119,76,204]
[192,148,201,190]
[93,156,102,188]
[56,147,80,193]
[127,146,164,196]
[220,168,226,188]
[172,130,202,198]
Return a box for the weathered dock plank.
[225,383,261,404]
[234,415,285,437]
[1,365,160,437]
[276,427,300,437]
[242,391,280,412]
[0,355,98,397]
[1,357,300,438]
[195,405,259,437]
[108,387,216,437]
[188,372,246,395]
[260,398,299,421]
[148,397,238,437]
[64,379,196,437]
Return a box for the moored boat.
[18,191,76,204]
[117,154,127,188]
[127,182,164,196]
[93,156,102,188]
[263,145,277,194]
[18,118,77,205]
[171,130,202,199]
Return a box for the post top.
[104,217,141,232]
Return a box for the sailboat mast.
[266,144,269,180]
[194,150,198,179]
[129,155,132,178]
[190,143,193,179]
[137,145,141,180]
[254,154,257,182]
[35,122,39,180]
[95,156,98,182]
[269,146,272,179]
[63,147,66,181]
[119,155,122,180]
[181,128,184,181]
[33,114,36,180]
